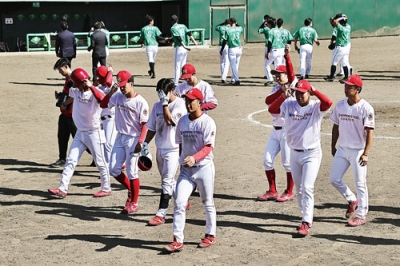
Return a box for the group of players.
[48,12,373,252]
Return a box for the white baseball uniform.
[58,86,111,194]
[147,97,187,217]
[215,24,230,82]
[173,113,217,243]
[329,98,375,219]
[175,80,218,112]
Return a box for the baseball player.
[278,18,293,47]
[258,48,297,202]
[165,15,198,86]
[145,78,187,226]
[293,18,320,79]
[329,75,374,227]
[269,48,333,236]
[175,63,218,112]
[215,18,231,83]
[220,17,243,86]
[100,70,149,214]
[139,15,163,79]
[48,68,112,198]
[258,15,271,80]
[330,27,353,78]
[324,14,351,82]
[164,88,217,253]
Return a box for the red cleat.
[257,190,278,201]
[164,238,184,253]
[48,188,67,198]
[148,216,165,226]
[346,199,358,218]
[93,190,111,197]
[198,234,216,248]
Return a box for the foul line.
[247,109,400,140]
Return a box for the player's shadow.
[9,81,63,87]
[312,233,400,245]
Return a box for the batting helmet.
[138,149,153,171]
[71,68,89,87]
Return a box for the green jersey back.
[224,26,243,48]
[268,28,285,49]
[171,23,189,47]
[258,27,270,47]
[335,24,351,46]
[293,26,318,45]
[280,28,293,45]
[215,24,230,46]
[140,25,162,46]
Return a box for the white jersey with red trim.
[175,80,218,107]
[175,113,216,166]
[280,99,329,150]
[268,85,295,127]
[147,97,187,149]
[108,91,149,136]
[97,83,116,117]
[69,87,104,131]
[330,98,375,149]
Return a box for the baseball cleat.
[257,190,279,201]
[297,222,310,236]
[48,188,67,198]
[347,217,366,227]
[198,234,216,248]
[148,70,152,76]
[50,159,65,168]
[305,75,309,79]
[276,190,294,202]
[121,202,138,214]
[221,80,226,83]
[148,215,165,226]
[339,78,348,84]
[346,199,358,218]
[164,238,184,253]
[93,190,112,197]
[186,201,191,210]
[336,73,344,77]
[232,81,241,86]
[324,76,334,82]
[264,81,274,86]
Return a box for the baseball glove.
[55,92,69,107]
[328,43,335,50]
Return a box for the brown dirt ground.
[1,36,400,265]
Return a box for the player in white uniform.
[175,63,218,112]
[96,66,117,163]
[145,78,187,226]
[164,88,217,253]
[100,70,149,214]
[329,75,374,227]
[258,50,297,202]
[48,68,111,198]
[269,50,333,235]
[215,19,231,83]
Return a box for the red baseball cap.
[183,88,204,101]
[271,65,287,75]
[294,79,312,92]
[181,64,196,79]
[343,74,363,87]
[96,66,108,82]
[117,70,132,87]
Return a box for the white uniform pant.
[329,147,368,219]
[228,46,242,82]
[173,162,216,243]
[59,128,110,193]
[102,115,117,163]
[265,47,285,82]
[263,128,291,172]
[173,46,188,85]
[290,147,322,225]
[299,44,313,77]
[331,44,350,67]
[219,45,230,81]
[146,45,158,63]
[109,133,140,180]
[155,148,180,217]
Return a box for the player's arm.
[310,86,333,111]
[331,124,339,156]
[186,31,198,46]
[134,122,148,153]
[268,94,286,114]
[144,130,156,145]
[360,128,374,166]
[265,88,284,105]
[220,39,227,55]
[284,46,295,84]
[100,83,118,108]
[183,144,213,168]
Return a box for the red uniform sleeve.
[105,72,113,88]
[265,89,283,105]
[100,94,111,108]
[313,90,333,111]
[268,95,286,114]
[192,144,213,163]
[284,53,296,84]
[201,102,217,111]
[139,122,148,144]
[89,86,105,103]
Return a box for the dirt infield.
[0,36,399,265]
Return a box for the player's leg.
[152,46,158,78]
[102,116,117,163]
[341,47,351,80]
[329,147,355,202]
[350,149,368,219]
[325,47,340,80]
[123,135,141,212]
[277,130,294,201]
[228,47,239,83]
[173,46,186,86]
[289,150,304,211]
[234,47,243,83]
[273,48,285,67]
[299,46,307,78]
[222,46,230,81]
[306,45,313,77]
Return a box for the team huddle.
[48,12,374,252]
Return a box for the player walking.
[293,18,320,79]
[329,75,374,227]
[258,48,297,202]
[166,15,197,86]
[175,63,218,112]
[269,47,333,236]
[145,78,187,226]
[48,68,112,198]
[139,15,163,79]
[220,17,243,86]
[100,70,149,214]
[215,19,231,83]
[164,88,217,253]
[258,16,271,81]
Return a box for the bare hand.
[82,79,92,88]
[359,154,368,166]
[183,156,195,167]
[134,142,142,153]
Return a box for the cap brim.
[343,80,360,87]
[181,73,192,79]
[271,70,285,75]
[293,87,309,93]
[183,94,199,100]
[118,80,128,87]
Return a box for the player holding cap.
[48,67,112,198]
[145,78,187,226]
[164,88,217,253]
[175,63,218,112]
[269,48,333,235]
[100,70,149,214]
[329,74,374,227]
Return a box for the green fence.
[26,29,205,52]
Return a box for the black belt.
[274,126,283,130]
[294,148,316,152]
[101,115,112,120]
